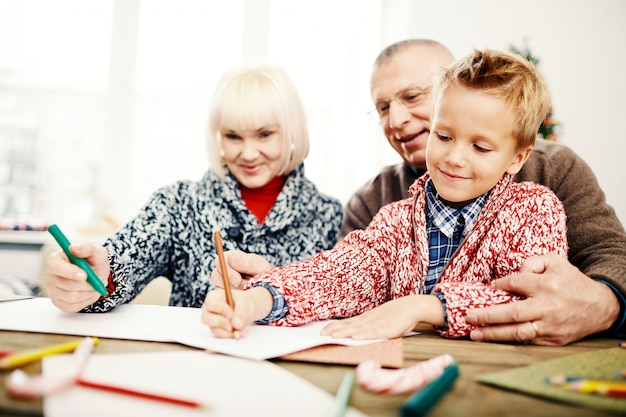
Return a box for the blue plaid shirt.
[254,282,289,324]
[425,178,488,327]
[425,178,488,290]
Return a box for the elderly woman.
[44,65,342,313]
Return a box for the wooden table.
[0,328,619,417]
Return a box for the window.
[0,0,390,232]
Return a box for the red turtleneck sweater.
[239,176,287,224]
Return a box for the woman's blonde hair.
[433,48,552,150]
[207,65,310,177]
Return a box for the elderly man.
[342,39,626,346]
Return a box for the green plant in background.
[509,43,560,142]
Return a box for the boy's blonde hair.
[433,48,552,150]
[207,65,310,177]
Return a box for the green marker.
[47,224,108,296]
[329,370,355,417]
[401,361,459,417]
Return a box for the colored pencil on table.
[562,379,626,399]
[0,338,99,370]
[214,231,235,309]
[76,377,208,408]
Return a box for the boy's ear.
[506,145,533,175]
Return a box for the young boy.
[201,49,568,340]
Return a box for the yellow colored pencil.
[0,338,99,369]
[565,379,626,396]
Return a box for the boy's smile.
[426,85,530,209]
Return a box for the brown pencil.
[213,231,235,309]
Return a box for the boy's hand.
[201,286,274,339]
[321,295,444,340]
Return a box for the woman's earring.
[289,143,295,161]
[219,149,225,165]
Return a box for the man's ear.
[506,145,533,175]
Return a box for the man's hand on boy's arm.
[466,254,620,346]
[320,295,444,340]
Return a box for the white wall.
[369,0,626,225]
[1,0,624,230]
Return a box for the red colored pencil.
[597,388,626,398]
[76,377,207,408]
[0,351,14,359]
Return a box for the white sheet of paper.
[43,350,368,417]
[0,297,383,360]
[0,293,33,302]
